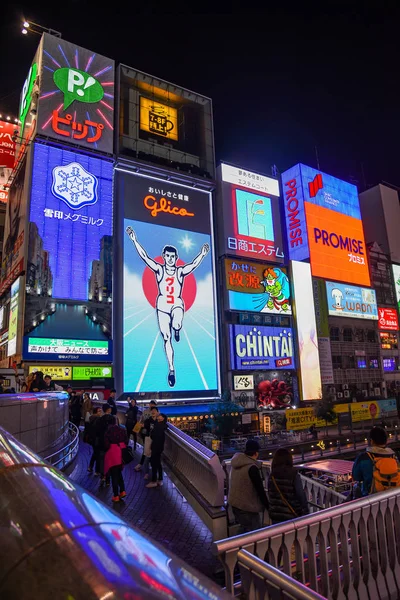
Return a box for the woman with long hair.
[268,448,308,524]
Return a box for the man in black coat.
[146,411,168,488]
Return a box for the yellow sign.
[317,440,326,450]
[29,365,72,380]
[286,404,350,431]
[140,96,178,141]
[350,401,380,423]
[263,415,271,433]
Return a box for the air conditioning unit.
[362,389,368,397]
[337,392,344,399]
[329,387,336,394]
[343,384,349,390]
[344,390,350,398]
[374,388,381,397]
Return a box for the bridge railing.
[213,487,400,599]
[238,549,327,600]
[163,423,227,540]
[43,421,80,470]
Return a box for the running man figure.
[126,226,210,387]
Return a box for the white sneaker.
[134,464,142,472]
[146,482,158,488]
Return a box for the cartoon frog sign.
[261,267,290,312]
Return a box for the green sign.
[19,62,38,135]
[53,68,104,110]
[73,366,113,380]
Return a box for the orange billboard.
[305,203,370,286]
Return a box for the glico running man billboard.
[217,163,284,262]
[117,170,219,397]
[282,163,370,286]
[224,258,292,314]
[23,142,113,362]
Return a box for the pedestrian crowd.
[72,391,168,503]
[228,425,400,534]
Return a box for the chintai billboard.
[116,169,220,399]
[229,324,295,370]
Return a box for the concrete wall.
[359,184,400,263]
[0,392,69,456]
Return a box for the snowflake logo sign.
[51,162,98,210]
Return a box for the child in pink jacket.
[104,418,128,502]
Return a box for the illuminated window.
[357,358,367,369]
[369,358,379,369]
[383,357,397,372]
[380,332,398,350]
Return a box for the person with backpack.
[268,448,308,525]
[104,416,128,503]
[352,426,400,496]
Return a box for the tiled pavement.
[68,441,220,580]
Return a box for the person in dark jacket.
[31,371,46,392]
[107,389,118,416]
[86,407,102,472]
[268,448,308,524]
[70,392,82,428]
[104,417,128,502]
[134,402,158,472]
[95,404,115,482]
[352,426,400,496]
[146,412,168,488]
[228,439,269,533]
[42,375,56,391]
[125,397,139,450]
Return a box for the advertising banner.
[23,142,113,362]
[218,163,283,262]
[313,278,329,337]
[0,120,19,204]
[36,33,115,154]
[229,324,294,370]
[1,152,31,294]
[72,365,112,380]
[326,281,378,320]
[282,163,369,286]
[286,404,349,431]
[392,264,400,313]
[224,258,292,314]
[29,365,72,380]
[318,337,334,385]
[118,170,219,396]
[350,401,380,423]
[7,277,20,357]
[233,374,254,391]
[378,307,399,331]
[291,261,321,401]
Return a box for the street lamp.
[21,20,62,38]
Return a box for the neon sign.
[19,63,38,137]
[144,195,194,218]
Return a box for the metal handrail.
[164,422,225,507]
[44,422,80,469]
[238,549,327,600]
[214,486,400,598]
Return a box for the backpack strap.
[271,476,298,517]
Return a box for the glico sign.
[282,164,370,286]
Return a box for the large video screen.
[23,142,113,362]
[119,171,219,397]
[225,258,292,314]
[218,164,284,262]
[282,163,370,286]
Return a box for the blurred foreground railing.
[44,421,80,469]
[164,423,227,540]
[238,549,326,600]
[214,486,400,599]
[0,425,229,600]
